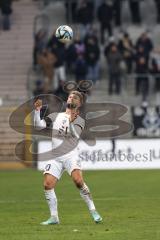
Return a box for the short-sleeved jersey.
[48,112,85,160]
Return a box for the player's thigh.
[63,156,84,187]
[64,156,81,176]
[43,161,64,188]
[44,173,58,189]
[71,169,83,181]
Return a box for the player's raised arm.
[34,99,46,129]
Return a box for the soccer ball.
[55,25,73,43]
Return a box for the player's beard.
[66,103,77,109]
[66,103,80,120]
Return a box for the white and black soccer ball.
[55,25,73,43]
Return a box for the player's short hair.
[69,90,85,105]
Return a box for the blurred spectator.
[97,0,114,44]
[85,36,100,84]
[150,49,160,92]
[37,49,57,91]
[135,32,154,63]
[118,32,134,73]
[48,34,66,91]
[154,0,160,23]
[33,79,45,96]
[53,80,68,101]
[65,0,77,23]
[76,0,94,39]
[65,35,86,75]
[65,42,77,74]
[84,25,99,46]
[113,0,123,27]
[134,46,149,100]
[33,29,48,67]
[129,0,141,24]
[74,35,86,56]
[104,36,116,59]
[74,54,88,82]
[106,43,122,95]
[0,0,12,30]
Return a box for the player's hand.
[68,108,79,122]
[34,99,42,111]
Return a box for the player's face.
[67,94,81,107]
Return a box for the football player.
[34,91,102,225]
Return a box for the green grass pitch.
[0,169,160,240]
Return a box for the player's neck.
[65,108,71,115]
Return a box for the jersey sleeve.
[47,112,58,122]
[69,116,85,139]
[74,116,85,130]
[34,110,46,129]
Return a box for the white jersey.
[48,112,85,161]
[34,110,85,161]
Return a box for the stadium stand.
[31,0,160,106]
[0,0,39,169]
[0,0,160,169]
